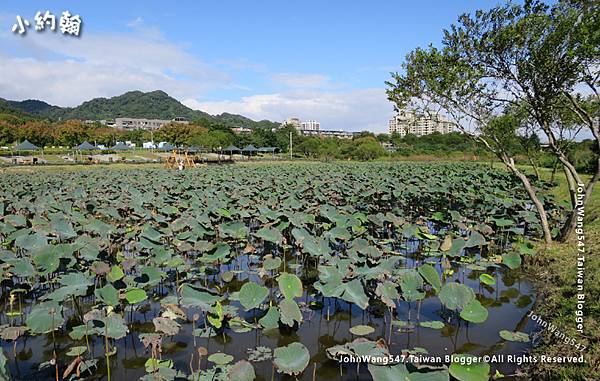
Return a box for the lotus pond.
[0,162,562,381]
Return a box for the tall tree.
[386,0,599,243]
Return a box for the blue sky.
[1,1,504,132]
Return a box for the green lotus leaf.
[107,266,125,282]
[98,314,129,339]
[375,281,400,309]
[418,263,441,293]
[439,282,475,311]
[220,221,248,240]
[273,342,310,376]
[227,360,256,381]
[279,298,303,327]
[125,288,147,304]
[26,301,64,334]
[239,282,269,311]
[338,279,367,309]
[368,362,449,381]
[259,306,280,330]
[449,354,490,381]
[221,271,234,283]
[479,274,496,285]
[208,352,234,365]
[502,252,521,270]
[349,325,375,336]
[263,256,282,271]
[33,245,61,276]
[254,226,283,244]
[459,299,488,323]
[144,358,173,372]
[180,284,221,309]
[465,231,486,247]
[499,330,530,342]
[66,346,87,357]
[400,270,425,301]
[419,321,445,329]
[277,272,303,300]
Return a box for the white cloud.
[0,18,396,134]
[0,22,230,106]
[270,73,333,89]
[184,88,395,133]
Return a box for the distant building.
[299,129,356,139]
[301,120,320,131]
[282,117,302,129]
[380,142,397,153]
[232,126,252,134]
[388,109,454,137]
[114,117,189,130]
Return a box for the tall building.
[299,129,356,139]
[388,110,454,137]
[114,117,189,130]
[282,117,302,129]
[301,120,320,131]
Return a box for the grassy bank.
[521,166,600,380]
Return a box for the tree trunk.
[527,155,541,181]
[559,157,600,242]
[505,158,553,244]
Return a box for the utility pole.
[289,131,293,160]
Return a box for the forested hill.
[1,90,279,129]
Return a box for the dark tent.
[224,145,240,152]
[111,142,131,150]
[258,147,278,158]
[75,141,96,150]
[14,140,40,151]
[242,144,258,152]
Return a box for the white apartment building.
[114,117,189,130]
[388,109,454,137]
[282,117,302,129]
[299,129,356,139]
[301,120,320,131]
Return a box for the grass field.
[509,165,599,380]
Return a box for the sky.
[0,0,504,132]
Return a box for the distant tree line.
[0,112,595,169]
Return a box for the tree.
[155,123,207,146]
[190,130,234,150]
[14,121,55,147]
[386,0,599,243]
[350,137,386,161]
[0,121,14,146]
[55,120,91,147]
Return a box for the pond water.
[1,241,536,381]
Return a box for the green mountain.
[2,90,279,129]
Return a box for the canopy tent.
[14,140,40,151]
[258,147,278,158]
[75,141,96,150]
[241,144,258,160]
[224,145,240,152]
[111,142,131,150]
[186,146,200,153]
[158,143,177,151]
[258,147,278,153]
[12,140,43,164]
